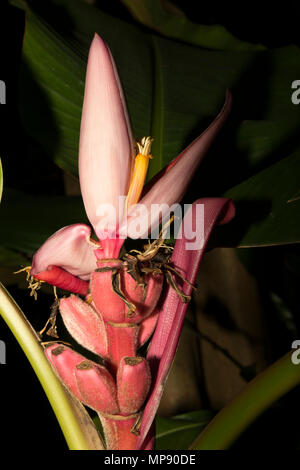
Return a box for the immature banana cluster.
[45,259,163,450]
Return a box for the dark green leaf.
[0,247,29,267]
[19,0,153,176]
[155,410,213,450]
[122,0,265,51]
[0,189,86,255]
[212,151,300,246]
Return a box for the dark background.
[0,0,300,451]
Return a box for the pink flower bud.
[59,295,108,357]
[90,264,163,324]
[75,360,119,414]
[117,357,151,414]
[45,344,86,400]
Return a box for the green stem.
[191,351,300,450]
[100,415,138,450]
[0,283,103,450]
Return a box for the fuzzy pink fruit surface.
[90,266,163,324]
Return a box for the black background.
[1,0,300,452]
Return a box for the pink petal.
[140,422,155,450]
[136,198,235,449]
[79,34,135,237]
[31,224,97,281]
[123,91,232,238]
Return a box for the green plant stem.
[0,283,101,450]
[191,351,300,449]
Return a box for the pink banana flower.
[31,34,232,292]
[28,33,235,450]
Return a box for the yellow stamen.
[53,285,58,300]
[125,136,153,210]
[14,265,32,277]
[86,235,101,248]
[14,265,44,300]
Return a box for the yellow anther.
[86,235,101,248]
[53,285,58,300]
[14,265,32,279]
[125,136,154,210]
